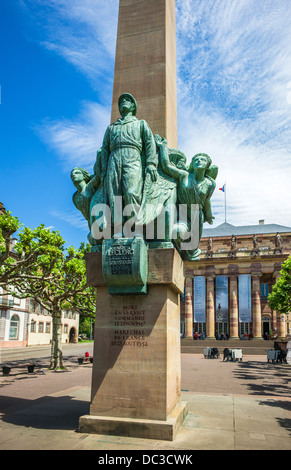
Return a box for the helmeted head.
[118,93,137,116]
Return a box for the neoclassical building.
[181,221,291,340]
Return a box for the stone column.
[277,314,287,339]
[229,275,239,339]
[272,271,280,333]
[251,272,263,339]
[184,277,193,338]
[206,275,215,339]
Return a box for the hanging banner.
[216,275,228,322]
[239,274,252,322]
[193,276,206,322]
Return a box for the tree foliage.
[0,210,96,368]
[268,256,291,315]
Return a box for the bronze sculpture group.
[71,93,218,261]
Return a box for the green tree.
[268,256,291,315]
[0,211,62,289]
[79,315,95,340]
[0,210,22,266]
[1,211,96,368]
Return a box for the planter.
[2,366,11,376]
[27,365,35,373]
[78,358,84,364]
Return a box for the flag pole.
[224,182,226,223]
[219,182,227,223]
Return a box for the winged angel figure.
[153,135,218,261]
[71,148,106,250]
[71,139,217,261]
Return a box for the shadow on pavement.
[232,361,291,398]
[0,395,90,431]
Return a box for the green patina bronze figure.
[154,135,217,260]
[71,149,105,248]
[71,93,218,265]
[101,93,158,238]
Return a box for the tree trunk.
[50,311,63,368]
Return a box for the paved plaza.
[0,346,290,451]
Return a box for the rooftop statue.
[71,94,218,261]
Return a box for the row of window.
[31,320,51,333]
[31,320,70,334]
[29,300,76,319]
[193,322,250,335]
[8,314,71,340]
[181,282,270,301]
[181,320,271,338]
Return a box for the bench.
[223,348,243,362]
[203,347,219,359]
[267,349,287,363]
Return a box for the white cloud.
[19,0,118,87]
[35,101,111,172]
[50,209,88,231]
[21,0,291,230]
[20,0,116,173]
[176,0,291,228]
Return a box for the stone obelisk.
[79,0,187,441]
[111,0,178,148]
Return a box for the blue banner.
[216,275,228,322]
[193,276,206,322]
[239,274,252,322]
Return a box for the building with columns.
[181,221,291,341]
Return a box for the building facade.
[181,222,291,340]
[0,289,79,349]
[0,201,80,349]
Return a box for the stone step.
[181,339,275,355]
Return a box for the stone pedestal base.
[78,247,187,441]
[79,401,188,441]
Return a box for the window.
[240,323,250,337]
[13,296,20,306]
[217,322,228,336]
[30,300,38,313]
[38,322,44,333]
[45,322,51,333]
[261,283,269,298]
[180,287,186,302]
[31,320,36,332]
[196,322,206,334]
[9,315,19,340]
[64,324,68,334]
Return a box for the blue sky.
[1,0,291,248]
